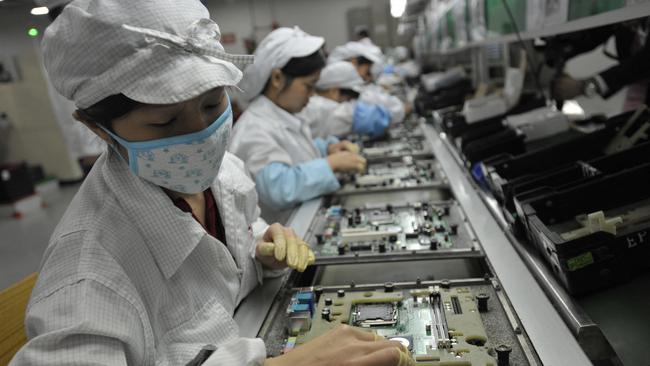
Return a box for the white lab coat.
[11,149,270,366]
[44,67,105,159]
[298,95,355,139]
[360,83,406,123]
[228,95,322,223]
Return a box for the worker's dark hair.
[48,6,66,21]
[282,49,326,77]
[339,88,360,100]
[355,56,373,65]
[357,29,370,39]
[76,94,143,130]
[264,49,326,93]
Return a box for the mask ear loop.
[98,125,135,171]
[107,138,130,166]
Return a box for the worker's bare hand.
[327,151,366,173]
[328,140,360,155]
[552,75,585,100]
[256,223,315,272]
[403,102,413,116]
[264,325,415,366]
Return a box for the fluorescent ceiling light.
[390,0,407,18]
[31,7,50,15]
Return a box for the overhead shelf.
[414,0,650,56]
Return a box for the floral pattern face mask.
[101,98,233,194]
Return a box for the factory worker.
[328,41,410,123]
[9,2,411,366]
[328,40,383,83]
[229,27,367,224]
[299,61,391,138]
[392,46,421,79]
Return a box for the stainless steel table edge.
[234,198,323,338]
[421,123,592,365]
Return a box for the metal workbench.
[232,121,611,365]
[423,119,650,366]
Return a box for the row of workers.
[230,26,410,223]
[9,1,415,366]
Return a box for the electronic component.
[519,164,650,294]
[462,67,525,124]
[560,206,650,241]
[285,291,315,336]
[505,106,569,142]
[420,67,468,94]
[496,344,513,365]
[388,124,425,140]
[361,137,432,162]
[476,293,490,312]
[352,303,398,327]
[338,159,446,194]
[279,285,497,364]
[604,105,650,154]
[560,211,623,241]
[347,117,423,143]
[311,201,460,262]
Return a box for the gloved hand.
[327,140,360,155]
[327,151,367,173]
[552,75,585,100]
[256,223,315,272]
[353,101,391,138]
[264,325,415,366]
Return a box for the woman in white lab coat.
[10,2,410,366]
[299,61,391,139]
[229,27,367,224]
[328,41,411,123]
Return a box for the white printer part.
[604,105,650,155]
[462,93,508,124]
[502,67,525,108]
[420,67,467,93]
[462,67,525,124]
[505,106,570,142]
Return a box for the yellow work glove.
[256,223,315,272]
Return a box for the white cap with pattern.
[237,26,324,102]
[42,0,253,109]
[327,41,383,65]
[315,61,364,92]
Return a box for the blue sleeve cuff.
[313,136,341,157]
[353,101,391,138]
[325,135,340,145]
[255,160,340,210]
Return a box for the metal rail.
[422,123,592,365]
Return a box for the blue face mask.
[101,99,233,194]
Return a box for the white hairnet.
[42,0,253,109]
[315,61,364,92]
[327,41,383,65]
[238,27,324,102]
[394,46,409,62]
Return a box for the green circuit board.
[283,286,497,365]
[339,158,443,193]
[312,201,458,258]
[361,137,432,161]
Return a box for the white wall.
[206,0,371,54]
